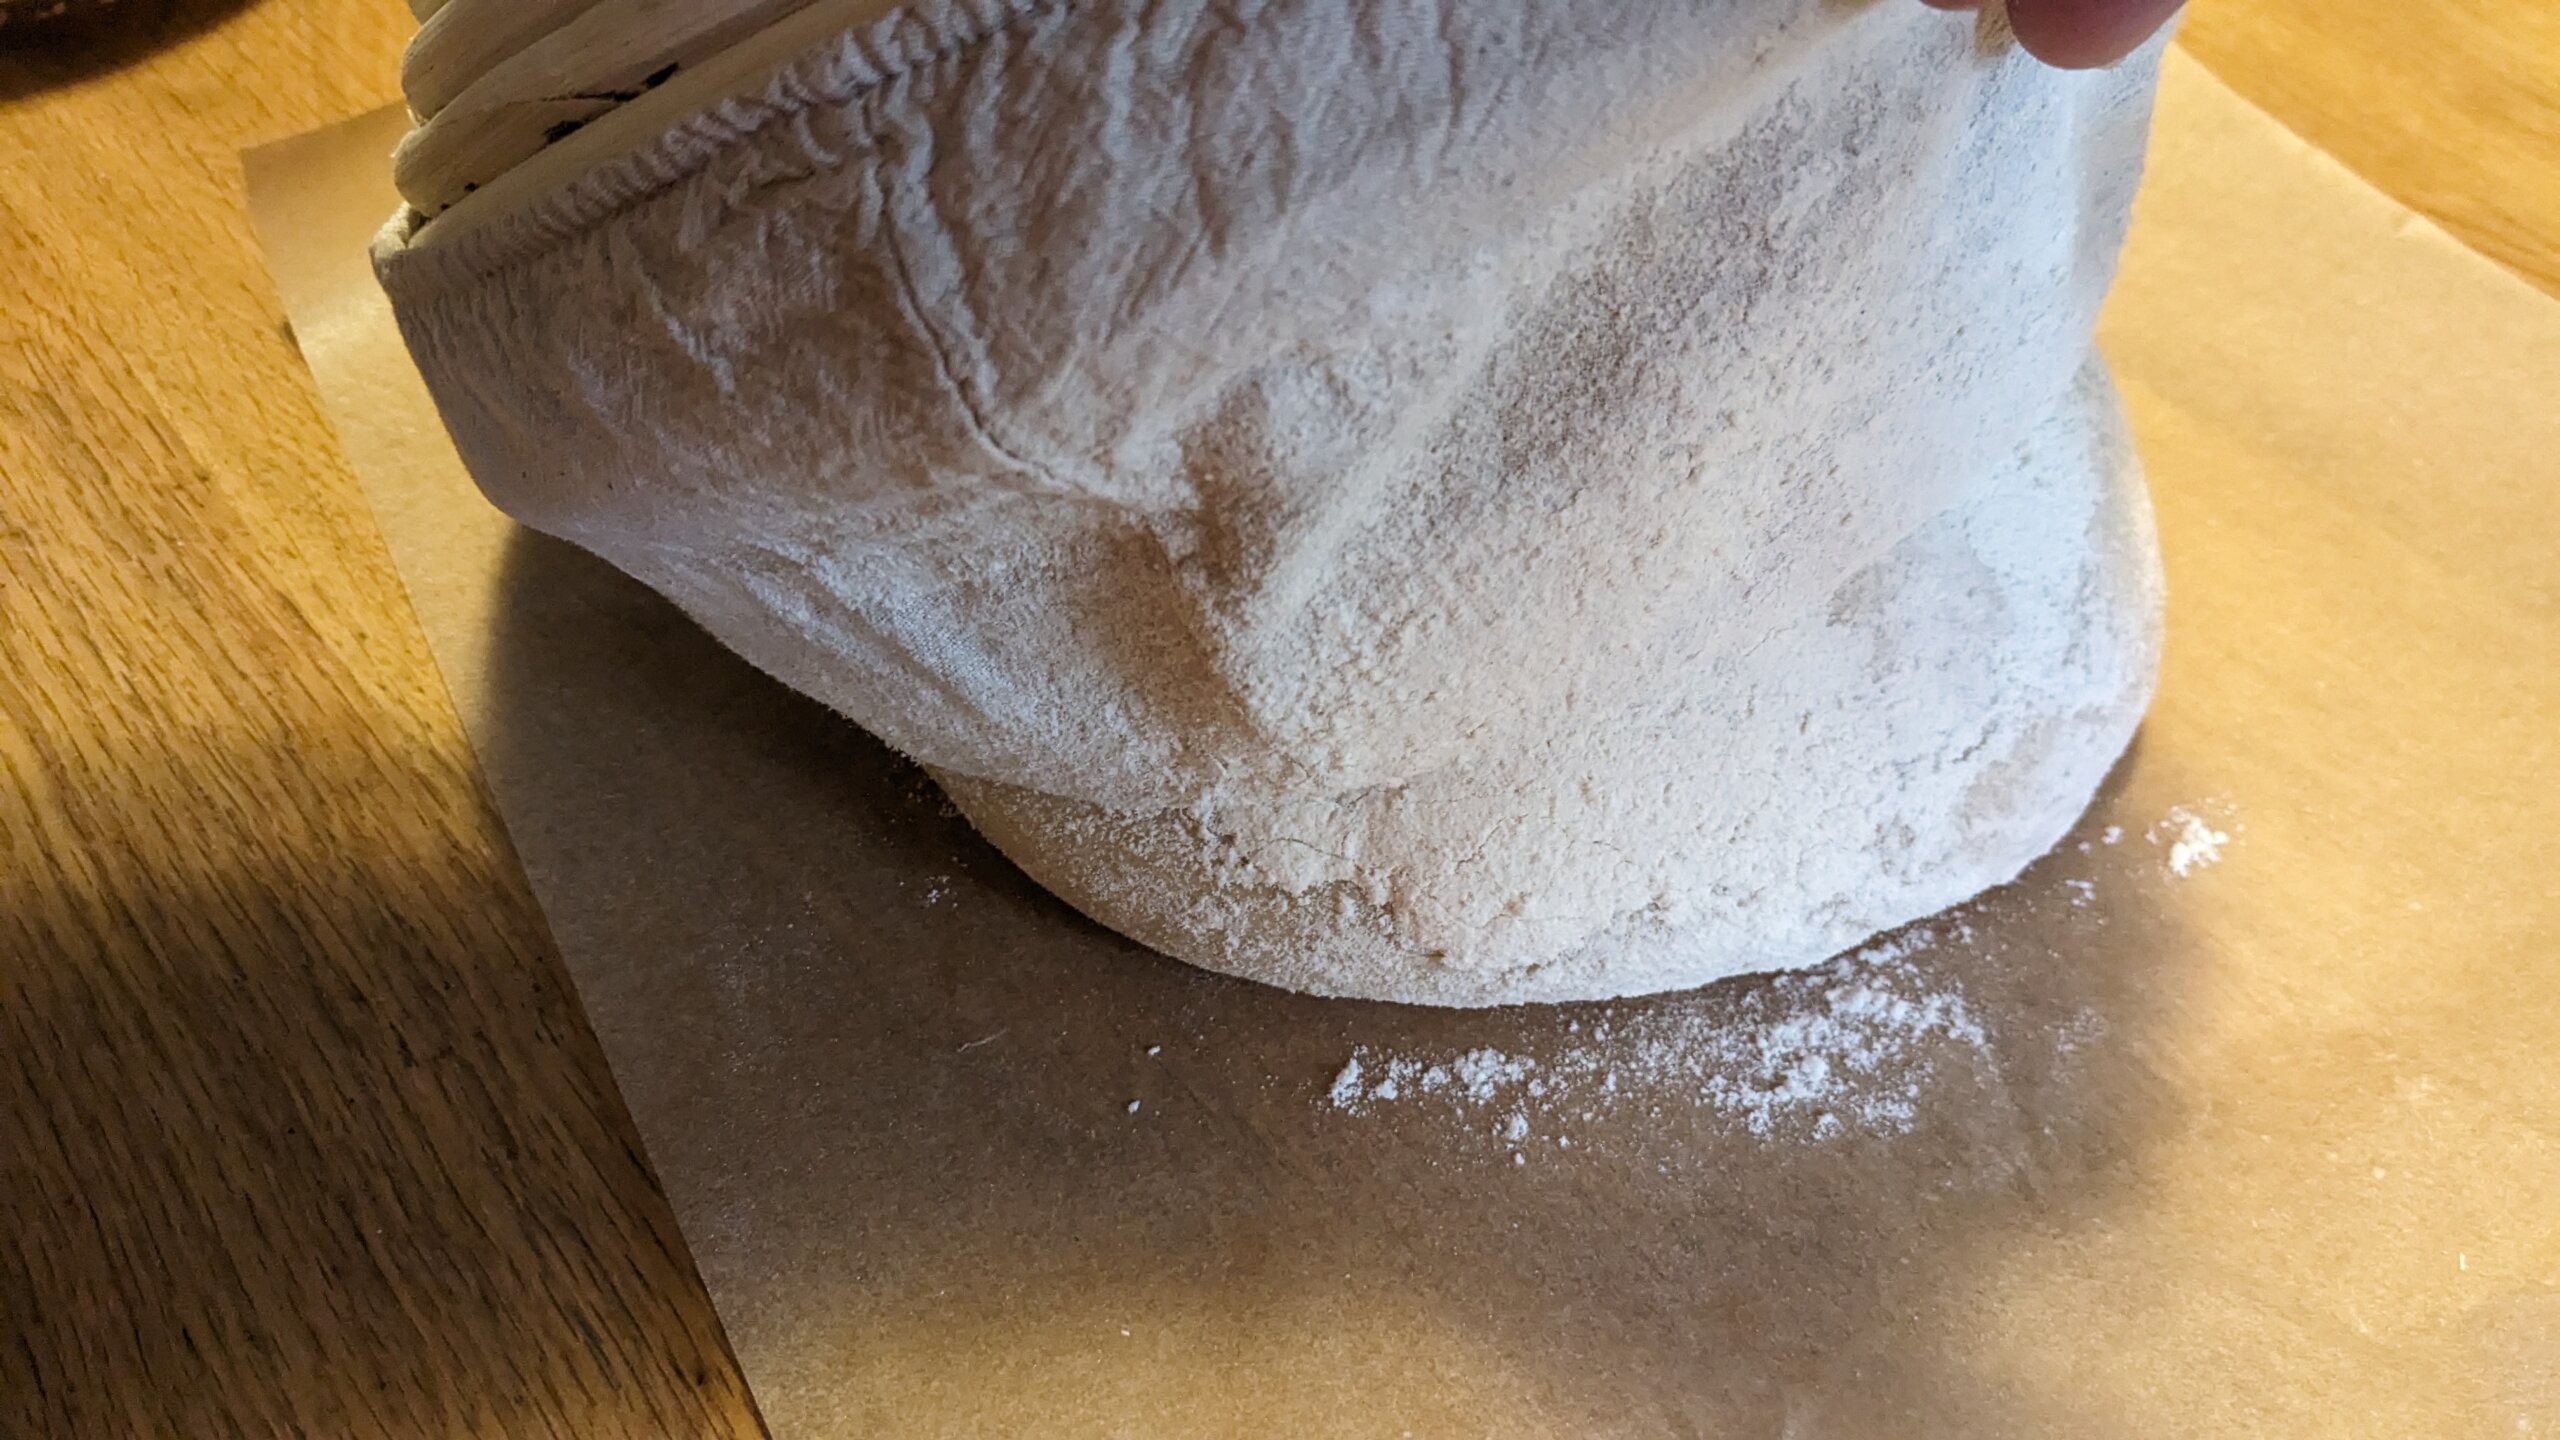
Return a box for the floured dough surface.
[376,0,2168,1004]
[941,367,2159,1004]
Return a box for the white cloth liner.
[376,0,2166,1004]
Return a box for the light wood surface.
[1,1,2551,1435]
[2179,0,2560,300]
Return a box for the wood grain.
[2181,0,2560,300]
[0,0,2550,1435]
[0,1,762,1435]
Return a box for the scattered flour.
[1326,923,1990,1144]
[1322,801,2235,1153]
[2159,807,2231,877]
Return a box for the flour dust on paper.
[1323,802,2239,1158]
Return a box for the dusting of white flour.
[2156,806,2231,877]
[1323,801,2236,1151]
[1327,922,1988,1144]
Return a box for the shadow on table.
[0,0,257,101]
[472,523,2206,1438]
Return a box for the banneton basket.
[375,0,2167,1006]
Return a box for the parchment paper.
[245,52,2560,1438]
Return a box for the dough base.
[942,367,2161,1006]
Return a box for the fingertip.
[2006,0,2183,70]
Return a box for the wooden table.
[3,2,2552,1433]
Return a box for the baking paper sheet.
[246,52,2560,1437]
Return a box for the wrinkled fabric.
[377,0,2166,1003]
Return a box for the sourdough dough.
[376,0,2168,1005]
